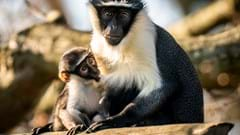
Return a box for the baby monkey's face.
[59,49,100,82]
[75,53,100,81]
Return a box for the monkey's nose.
[93,67,100,75]
[94,76,101,82]
[96,69,100,75]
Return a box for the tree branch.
[179,25,240,52]
[168,0,240,38]
[177,24,240,89]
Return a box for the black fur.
[104,83,140,116]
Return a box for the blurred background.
[0,0,240,134]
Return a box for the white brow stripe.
[100,1,133,7]
[76,53,89,66]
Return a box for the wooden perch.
[168,0,240,39]
[20,123,233,135]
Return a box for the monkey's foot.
[86,115,128,133]
[66,125,86,135]
[32,123,53,135]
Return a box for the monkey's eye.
[120,11,130,18]
[102,9,114,19]
[87,58,96,65]
[105,11,113,17]
[80,66,88,74]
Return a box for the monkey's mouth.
[105,35,122,46]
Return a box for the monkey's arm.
[86,83,177,133]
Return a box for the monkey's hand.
[86,114,130,133]
[66,124,86,135]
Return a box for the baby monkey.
[32,47,108,135]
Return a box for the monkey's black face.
[96,7,139,46]
[73,55,100,81]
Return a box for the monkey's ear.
[59,71,70,82]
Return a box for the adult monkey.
[87,0,204,132]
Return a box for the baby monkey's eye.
[105,11,113,17]
[80,66,88,73]
[87,57,96,65]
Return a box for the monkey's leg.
[32,123,53,135]
[59,109,91,135]
[52,115,66,131]
[92,98,110,123]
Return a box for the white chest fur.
[90,10,162,96]
[67,75,101,114]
